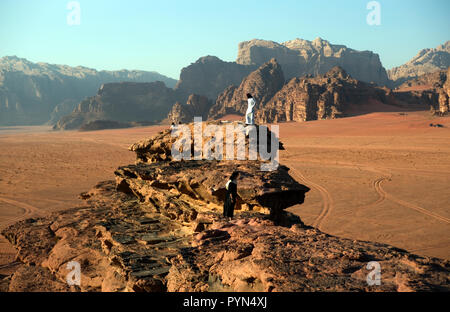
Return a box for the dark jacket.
[223,180,237,218]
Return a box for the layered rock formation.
[236,38,389,86]
[208,59,285,119]
[2,123,450,292]
[167,94,212,123]
[174,56,256,100]
[396,69,447,91]
[0,56,177,126]
[257,67,389,123]
[54,82,186,130]
[395,67,450,115]
[388,41,450,86]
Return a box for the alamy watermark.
[366,1,381,26]
[170,118,280,172]
[67,1,81,26]
[366,261,381,286]
[66,260,81,286]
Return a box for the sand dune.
[0,111,449,276]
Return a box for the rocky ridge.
[388,41,450,86]
[54,82,186,130]
[208,59,285,120]
[236,38,389,86]
[174,56,257,101]
[0,56,177,126]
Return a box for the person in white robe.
[245,93,256,125]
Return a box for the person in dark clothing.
[223,171,239,220]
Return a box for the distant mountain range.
[388,41,450,86]
[0,56,177,126]
[1,39,449,127]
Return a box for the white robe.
[246,98,256,125]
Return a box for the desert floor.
[0,111,449,276]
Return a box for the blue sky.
[0,0,449,79]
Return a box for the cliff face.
[208,59,285,119]
[257,67,388,123]
[438,67,450,114]
[0,56,177,126]
[236,38,389,86]
[54,82,186,130]
[174,56,256,101]
[2,123,449,292]
[395,67,450,115]
[388,41,450,86]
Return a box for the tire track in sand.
[375,179,450,224]
[0,197,42,223]
[282,153,450,227]
[282,151,334,230]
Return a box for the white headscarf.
[225,179,236,190]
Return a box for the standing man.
[245,93,256,125]
[223,171,239,221]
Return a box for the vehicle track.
[282,151,334,230]
[282,153,450,226]
[0,197,42,222]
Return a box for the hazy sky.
[1,0,449,79]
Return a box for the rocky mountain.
[257,67,384,123]
[396,69,448,91]
[167,94,212,123]
[388,41,450,86]
[236,38,389,86]
[208,59,285,119]
[0,56,177,126]
[2,123,449,292]
[54,81,186,130]
[256,66,442,123]
[394,67,450,115]
[174,56,256,100]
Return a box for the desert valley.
[0,36,449,292]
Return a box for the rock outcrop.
[208,59,285,119]
[0,56,177,126]
[54,82,186,130]
[236,38,389,86]
[388,41,450,86]
[167,94,212,123]
[174,56,256,100]
[2,122,449,292]
[437,67,450,114]
[395,67,450,115]
[257,67,389,123]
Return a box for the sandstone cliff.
[1,124,449,292]
[208,59,285,119]
[54,82,186,130]
[174,56,256,100]
[395,67,450,115]
[0,56,177,126]
[257,67,389,123]
[388,41,450,86]
[236,38,389,86]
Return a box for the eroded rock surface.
[168,218,449,292]
[1,125,449,292]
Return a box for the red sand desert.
[0,110,449,276]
